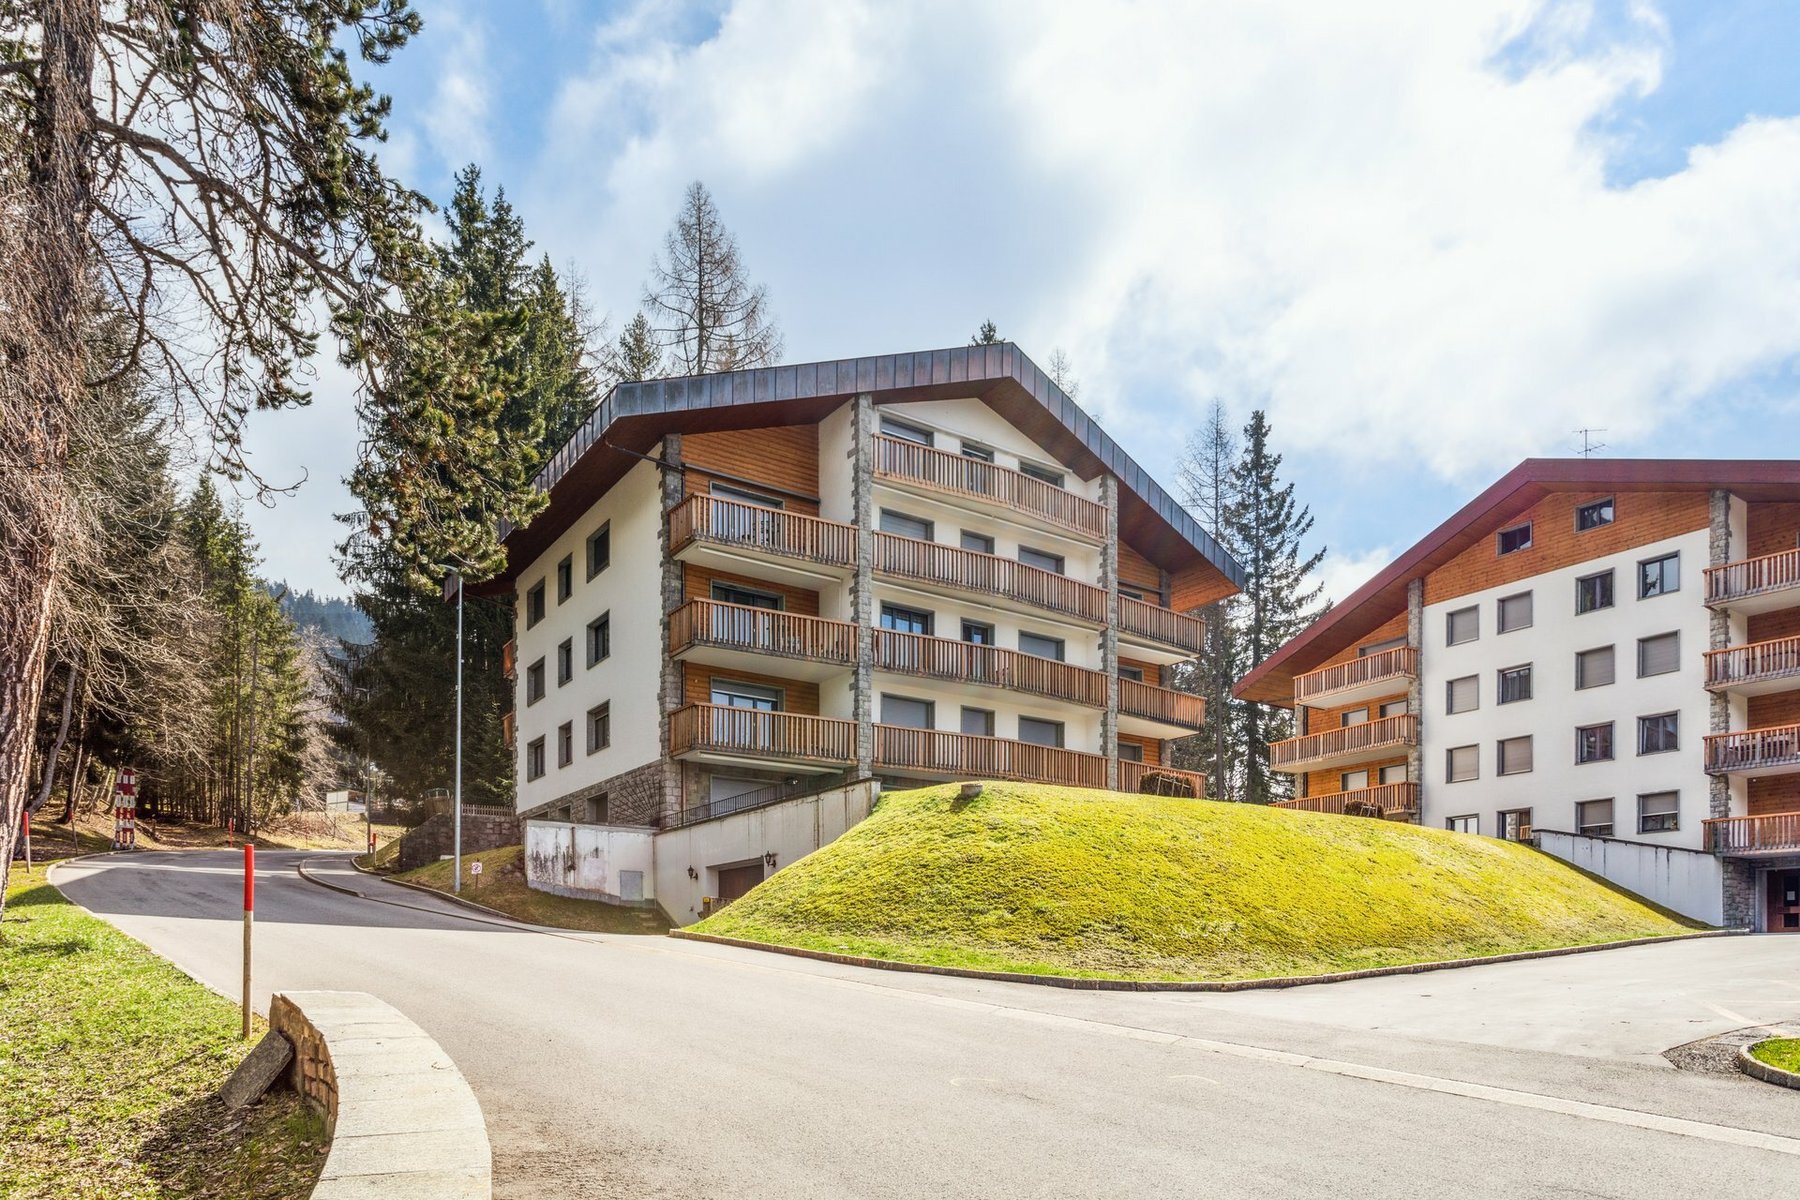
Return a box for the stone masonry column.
[1295,704,1308,798]
[850,395,876,778]
[1708,489,1733,821]
[657,434,686,823]
[1100,475,1120,790]
[1406,577,1425,824]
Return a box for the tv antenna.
[1573,428,1607,458]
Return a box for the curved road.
[52,850,1800,1199]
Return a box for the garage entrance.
[1767,869,1800,932]
[715,862,765,905]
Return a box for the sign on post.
[112,768,137,851]
[469,859,483,888]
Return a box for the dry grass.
[395,845,669,935]
[66,809,404,853]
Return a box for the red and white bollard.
[112,767,137,851]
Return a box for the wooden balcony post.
[851,394,876,777]
[1101,474,1120,791]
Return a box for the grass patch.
[1749,1038,1800,1074]
[0,878,326,1198]
[394,845,669,935]
[692,782,1703,983]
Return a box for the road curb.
[667,927,1742,992]
[299,857,542,928]
[1739,1041,1800,1090]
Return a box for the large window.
[525,736,545,780]
[961,620,994,645]
[1639,552,1680,599]
[1446,675,1478,714]
[1018,716,1065,748]
[1497,808,1532,841]
[1446,744,1479,783]
[1379,698,1408,719]
[960,530,996,555]
[1498,664,1533,704]
[712,582,782,609]
[586,703,610,754]
[1446,606,1479,645]
[1638,791,1680,833]
[1576,498,1615,530]
[1340,707,1370,727]
[526,659,546,705]
[1575,722,1614,764]
[880,693,934,729]
[1379,764,1409,785]
[1018,631,1066,661]
[556,555,573,604]
[586,522,611,579]
[587,613,611,666]
[1446,814,1478,834]
[880,603,934,636]
[1497,735,1534,775]
[1118,741,1145,762]
[1576,570,1614,614]
[879,509,934,540]
[1497,523,1533,555]
[1340,769,1370,792]
[1637,631,1680,677]
[712,680,782,710]
[1638,712,1679,754]
[711,481,783,508]
[1577,799,1614,837]
[556,638,573,686]
[960,441,994,463]
[880,415,934,446]
[525,580,546,628]
[1018,545,1065,574]
[1019,462,1065,488]
[1497,592,1533,633]
[557,722,573,768]
[1576,645,1615,689]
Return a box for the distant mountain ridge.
[268,582,373,647]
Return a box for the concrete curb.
[272,991,491,1199]
[332,857,522,923]
[1738,1041,1800,1090]
[668,927,1741,992]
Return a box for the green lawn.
[1749,1038,1800,1074]
[395,845,669,934]
[692,782,1702,983]
[0,876,326,1198]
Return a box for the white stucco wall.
[525,820,658,903]
[1535,830,1723,926]
[1422,527,1714,847]
[879,398,1104,504]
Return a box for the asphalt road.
[51,851,1800,1199]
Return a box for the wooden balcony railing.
[1705,547,1800,607]
[1118,760,1208,796]
[1274,782,1419,818]
[1118,678,1206,727]
[501,639,516,680]
[668,703,856,764]
[670,600,859,665]
[668,495,856,567]
[500,710,515,749]
[873,532,1107,623]
[1703,723,1800,775]
[1705,634,1800,690]
[872,434,1107,538]
[1294,646,1418,706]
[1269,714,1418,771]
[873,629,1108,706]
[1704,812,1800,854]
[873,725,1109,790]
[1117,595,1206,654]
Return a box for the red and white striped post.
[241,843,254,1040]
[113,768,137,851]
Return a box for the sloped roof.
[1235,457,1800,704]
[492,342,1245,594]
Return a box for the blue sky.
[241,1,1800,600]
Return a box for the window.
[879,509,934,540]
[881,693,934,729]
[557,722,573,768]
[1576,645,1615,689]
[1576,498,1615,531]
[1498,664,1532,704]
[880,604,934,636]
[1575,570,1614,614]
[1340,769,1370,792]
[1379,764,1409,785]
[1497,808,1533,841]
[1118,741,1145,762]
[1361,636,1408,657]
[1118,584,1147,602]
[1446,744,1479,782]
[1446,675,1478,714]
[1019,632,1065,661]
[961,620,994,645]
[555,555,573,604]
[1575,723,1613,764]
[1019,462,1065,488]
[712,680,782,710]
[1446,814,1478,834]
[960,441,994,463]
[587,795,608,824]
[586,614,610,666]
[1577,799,1614,837]
[526,659,546,705]
[1638,712,1679,755]
[1018,716,1065,748]
[556,638,573,686]
[1018,545,1065,574]
[526,736,545,780]
[880,415,933,446]
[1497,592,1533,633]
[1446,606,1479,645]
[1637,632,1679,677]
[1118,664,1145,683]
[1497,523,1533,555]
[1637,791,1680,834]
[712,582,782,609]
[960,706,995,737]
[526,580,546,628]
[586,703,610,754]
[585,522,611,579]
[1497,735,1534,775]
[711,481,783,509]
[1341,707,1370,727]
[960,530,996,555]
[1639,552,1680,599]
[1379,698,1408,719]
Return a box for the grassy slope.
[1750,1038,1800,1073]
[395,846,669,935]
[1,876,326,1198]
[693,782,1700,982]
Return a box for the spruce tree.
[611,312,664,382]
[971,320,1002,345]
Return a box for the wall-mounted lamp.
[687,866,698,880]
[763,852,778,869]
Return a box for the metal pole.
[241,843,254,1039]
[453,570,464,894]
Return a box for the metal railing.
[1704,812,1800,854]
[1117,595,1206,653]
[1294,646,1418,706]
[1274,781,1419,817]
[668,495,856,567]
[1705,547,1800,607]
[666,772,858,830]
[668,704,857,764]
[1269,714,1418,771]
[670,600,858,665]
[1703,723,1800,775]
[872,434,1107,538]
[1704,634,1800,690]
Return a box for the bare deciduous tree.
[643,181,782,376]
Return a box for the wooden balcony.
[873,531,1108,624]
[1703,723,1800,778]
[1705,634,1800,696]
[668,704,857,767]
[872,434,1107,539]
[670,600,858,667]
[1118,760,1208,797]
[1704,812,1800,855]
[1705,548,1800,615]
[874,629,1108,707]
[873,724,1108,789]
[668,495,856,570]
[1118,678,1206,728]
[1294,646,1417,708]
[500,710,515,749]
[1274,781,1419,819]
[501,639,516,680]
[1269,713,1418,773]
[1117,595,1206,655]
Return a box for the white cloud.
[1317,545,1401,605]
[420,5,494,168]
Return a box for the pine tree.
[1225,410,1327,805]
[971,320,1002,345]
[610,312,664,382]
[644,182,782,375]
[1170,401,1242,801]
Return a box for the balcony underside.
[1706,757,1800,780]
[1706,669,1800,698]
[673,641,852,683]
[1707,582,1800,617]
[672,538,853,589]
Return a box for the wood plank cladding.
[1748,688,1800,816]
[683,564,821,616]
[1119,735,1162,767]
[1119,657,1162,687]
[681,665,822,716]
[682,425,821,513]
[1747,502,1800,558]
[1425,491,1709,606]
[1119,542,1163,594]
[1307,613,1408,675]
[1170,559,1236,610]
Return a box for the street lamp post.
[451,567,465,894]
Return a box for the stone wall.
[270,992,337,1123]
[396,806,521,872]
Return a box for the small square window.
[1446,606,1479,645]
[1497,592,1533,633]
[1497,523,1533,555]
[1638,712,1679,754]
[556,638,573,686]
[556,555,573,604]
[526,581,546,628]
[557,721,573,767]
[1378,699,1408,719]
[1340,769,1370,792]
[960,530,996,555]
[1117,740,1144,762]
[1497,735,1533,775]
[1639,552,1680,599]
[961,620,994,645]
[1341,707,1370,728]
[587,613,610,666]
[1446,744,1479,783]
[526,659,546,705]
[1018,546,1065,574]
[587,703,610,754]
[879,509,934,540]
[1575,722,1613,764]
[1576,645,1615,689]
[1576,498,1615,531]
[1637,631,1679,677]
[880,693,934,730]
[1379,764,1409,785]
[1497,664,1532,704]
[1576,570,1614,614]
[1637,791,1679,834]
[526,736,546,780]
[586,523,611,579]
[960,706,995,737]
[1577,798,1614,837]
[1446,675,1478,714]
[1497,807,1532,841]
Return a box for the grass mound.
[692,782,1701,982]
[1749,1038,1800,1074]
[396,846,669,935]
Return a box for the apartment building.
[486,343,1242,916]
[1236,459,1800,930]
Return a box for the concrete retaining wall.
[396,806,520,872]
[524,821,657,904]
[1536,830,1724,926]
[270,990,490,1199]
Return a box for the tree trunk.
[28,660,79,816]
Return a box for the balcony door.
[710,482,784,546]
[710,583,783,647]
[709,680,783,750]
[1768,870,1800,933]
